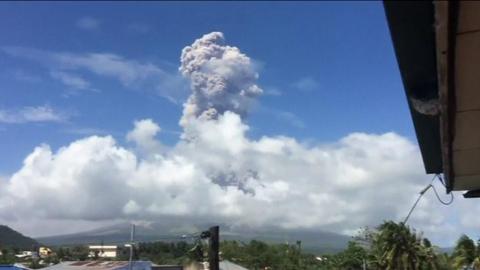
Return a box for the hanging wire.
[403,174,454,224]
[431,184,454,205]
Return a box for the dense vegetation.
[4,221,480,269]
[118,241,194,265]
[0,225,39,249]
[114,222,480,269]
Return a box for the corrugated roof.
[43,261,151,270]
[219,261,248,270]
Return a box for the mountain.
[0,225,39,249]
[37,222,350,254]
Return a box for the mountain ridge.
[37,222,351,254]
[0,225,40,249]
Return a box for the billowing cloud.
[179,32,262,126]
[0,113,430,233]
[0,105,67,124]
[126,119,163,155]
[0,32,467,245]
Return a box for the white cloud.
[1,47,188,102]
[126,119,163,155]
[0,105,67,124]
[62,127,111,136]
[76,17,100,31]
[0,112,455,243]
[50,71,93,93]
[292,76,320,92]
[12,70,42,83]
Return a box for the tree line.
[219,221,480,270]
[3,220,480,269]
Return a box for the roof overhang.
[384,2,480,197]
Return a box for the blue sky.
[0,1,412,175]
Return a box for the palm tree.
[452,235,476,269]
[372,221,424,270]
[419,238,440,270]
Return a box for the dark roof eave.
[383,1,443,174]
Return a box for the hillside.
[37,222,350,254]
[0,225,39,249]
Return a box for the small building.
[39,247,53,258]
[15,251,38,260]
[88,245,117,258]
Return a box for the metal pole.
[404,184,432,224]
[129,224,135,270]
[209,226,219,270]
[296,240,302,267]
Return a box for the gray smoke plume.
[179,32,263,126]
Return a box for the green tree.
[452,235,476,269]
[336,241,368,270]
[71,245,89,261]
[0,248,15,264]
[372,221,423,270]
[418,238,440,270]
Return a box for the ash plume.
[179,32,263,126]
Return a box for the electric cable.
[403,174,454,224]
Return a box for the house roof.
[219,260,248,270]
[384,1,480,196]
[384,1,442,175]
[42,261,151,270]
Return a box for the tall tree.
[452,235,476,269]
[372,221,423,270]
[337,241,368,270]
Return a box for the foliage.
[314,221,458,270]
[117,241,195,266]
[5,221,480,270]
[452,234,476,269]
[0,225,39,249]
[220,240,321,270]
[371,221,424,269]
[53,246,89,261]
[0,248,16,264]
[336,241,368,269]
